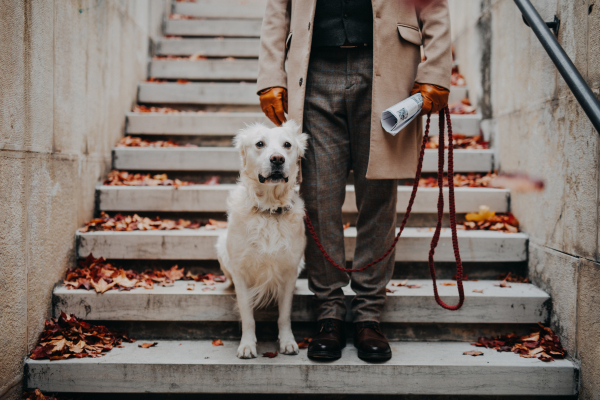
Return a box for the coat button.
[299,78,303,86]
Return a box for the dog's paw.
[279,338,300,355]
[237,341,258,359]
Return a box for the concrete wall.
[0,1,168,398]
[449,0,600,397]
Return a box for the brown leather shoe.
[307,318,346,361]
[354,321,392,362]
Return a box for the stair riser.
[150,60,258,81]
[91,258,527,281]
[124,113,482,137]
[165,19,262,37]
[72,321,542,342]
[173,0,268,19]
[97,186,509,214]
[138,82,258,105]
[25,341,577,395]
[448,86,468,105]
[428,113,482,136]
[76,230,528,262]
[53,282,549,324]
[113,148,494,173]
[156,38,260,57]
[125,112,270,135]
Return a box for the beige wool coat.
[257,0,452,179]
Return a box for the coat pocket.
[285,31,293,50]
[397,24,422,46]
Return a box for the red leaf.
[262,351,278,358]
[212,339,224,346]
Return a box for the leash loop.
[304,106,465,310]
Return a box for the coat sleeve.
[257,0,292,93]
[414,0,452,90]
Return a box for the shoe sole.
[307,350,342,361]
[357,350,392,362]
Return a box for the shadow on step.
[114,259,528,281]
[50,393,578,400]
[96,321,537,343]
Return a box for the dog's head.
[235,120,309,185]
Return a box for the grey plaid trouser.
[301,46,398,323]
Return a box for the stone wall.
[0,1,168,398]
[449,0,600,397]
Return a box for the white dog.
[216,120,309,359]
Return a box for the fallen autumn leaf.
[29,312,134,360]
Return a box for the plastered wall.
[0,1,168,398]
[449,0,600,397]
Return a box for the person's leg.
[301,47,352,323]
[346,47,398,323]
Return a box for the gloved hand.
[410,83,450,116]
[259,87,288,126]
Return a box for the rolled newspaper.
[380,93,423,136]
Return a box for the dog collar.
[257,201,295,215]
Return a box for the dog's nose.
[270,154,285,165]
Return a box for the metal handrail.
[515,0,600,135]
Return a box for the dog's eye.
[256,141,264,148]
[284,142,292,149]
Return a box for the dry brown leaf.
[138,342,157,349]
[473,289,484,293]
[392,279,409,287]
[262,351,278,358]
[90,278,116,294]
[21,389,65,400]
[472,323,566,362]
[29,312,134,360]
[441,282,456,286]
[407,284,422,289]
[463,350,484,356]
[212,339,224,346]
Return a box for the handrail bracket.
[522,14,560,36]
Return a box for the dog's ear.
[235,123,266,168]
[281,120,309,158]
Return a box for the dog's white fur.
[216,120,309,359]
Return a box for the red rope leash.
[304,106,465,310]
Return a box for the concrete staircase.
[25,1,578,397]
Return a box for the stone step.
[25,340,577,395]
[156,38,261,57]
[448,86,468,104]
[138,82,258,105]
[150,59,258,81]
[173,0,268,19]
[427,113,482,136]
[53,279,549,324]
[126,111,269,135]
[113,147,493,173]
[97,184,509,214]
[76,228,528,262]
[124,112,483,140]
[165,19,262,37]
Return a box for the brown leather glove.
[259,87,288,126]
[410,83,450,116]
